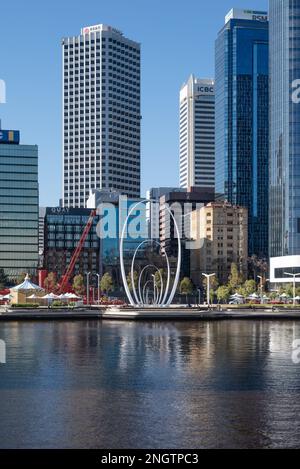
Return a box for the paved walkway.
[1,306,300,321]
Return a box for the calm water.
[0,319,300,449]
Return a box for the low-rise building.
[43,207,100,281]
[159,187,215,277]
[190,201,248,285]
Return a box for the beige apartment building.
[190,201,248,285]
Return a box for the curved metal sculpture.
[120,200,181,307]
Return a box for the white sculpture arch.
[120,200,181,307]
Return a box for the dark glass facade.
[44,207,100,279]
[215,16,269,258]
[269,0,300,257]
[99,199,148,289]
[0,139,39,280]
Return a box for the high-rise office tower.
[269,1,300,258]
[0,128,39,280]
[215,9,269,258]
[179,76,215,190]
[62,24,141,208]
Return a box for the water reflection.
[0,320,300,448]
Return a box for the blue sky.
[0,0,268,206]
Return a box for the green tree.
[100,272,114,295]
[127,271,138,292]
[228,263,243,291]
[0,268,8,290]
[44,272,58,292]
[285,284,294,298]
[72,274,85,296]
[16,272,26,286]
[180,277,193,304]
[154,269,167,290]
[216,286,231,304]
[243,279,257,296]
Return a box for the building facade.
[43,207,100,281]
[190,202,248,285]
[159,187,215,277]
[87,189,148,288]
[179,76,215,190]
[38,207,46,268]
[146,187,185,240]
[269,1,300,258]
[62,24,141,208]
[0,129,39,281]
[215,9,269,258]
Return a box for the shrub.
[51,301,65,308]
[11,303,39,309]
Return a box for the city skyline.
[0,0,267,206]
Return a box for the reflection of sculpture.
[120,201,181,307]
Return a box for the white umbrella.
[67,293,81,300]
[3,294,10,300]
[280,293,288,298]
[42,293,60,300]
[230,293,244,299]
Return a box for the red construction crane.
[59,209,97,293]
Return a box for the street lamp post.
[151,274,157,306]
[284,272,300,306]
[197,288,201,305]
[202,273,216,307]
[85,272,91,306]
[96,273,100,305]
[257,276,269,304]
[257,275,263,304]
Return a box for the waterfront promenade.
[2,306,300,321]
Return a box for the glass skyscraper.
[269,0,300,257]
[215,9,269,258]
[0,129,39,280]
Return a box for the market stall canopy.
[230,293,245,299]
[12,274,44,292]
[65,293,82,299]
[42,293,60,300]
[247,293,260,300]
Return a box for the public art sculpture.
[120,200,181,307]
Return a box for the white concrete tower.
[62,24,141,207]
[179,75,215,189]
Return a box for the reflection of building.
[0,128,39,280]
[159,187,215,277]
[62,24,141,208]
[179,76,215,190]
[269,2,300,258]
[215,9,269,258]
[44,207,100,279]
[190,202,248,285]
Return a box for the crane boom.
[59,209,96,293]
